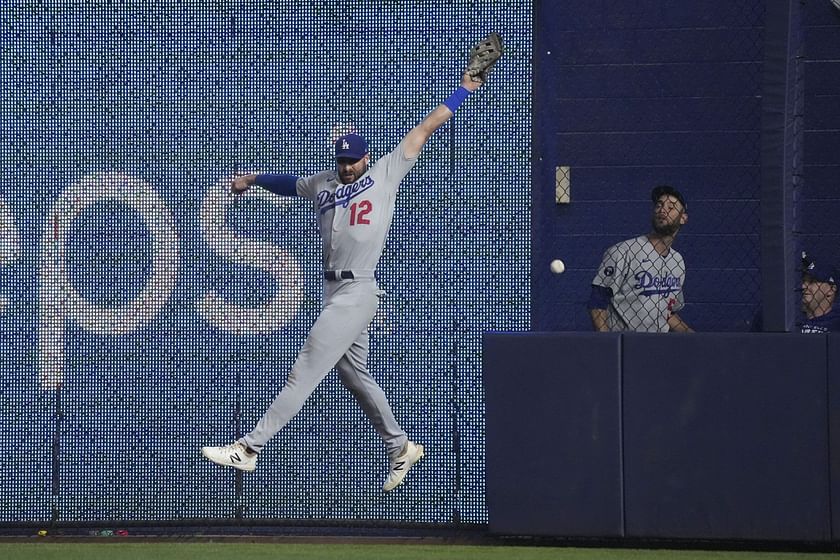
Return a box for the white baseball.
[550,259,565,274]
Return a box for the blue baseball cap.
[803,255,837,285]
[334,133,368,161]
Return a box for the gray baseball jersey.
[240,140,418,460]
[592,235,686,332]
[296,140,417,273]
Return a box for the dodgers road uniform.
[240,141,417,459]
[592,235,687,332]
[202,58,496,489]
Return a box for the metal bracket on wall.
[555,166,570,204]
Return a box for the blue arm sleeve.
[587,285,613,310]
[254,174,299,197]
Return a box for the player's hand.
[231,174,256,194]
[461,72,483,92]
[464,32,502,91]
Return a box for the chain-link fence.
[751,251,840,334]
[587,186,690,333]
[533,0,769,333]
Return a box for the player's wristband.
[443,87,471,113]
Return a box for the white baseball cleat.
[201,442,257,472]
[383,441,424,491]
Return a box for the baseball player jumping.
[201,35,503,491]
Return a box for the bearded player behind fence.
[588,185,694,334]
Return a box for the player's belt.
[323,269,375,281]
[324,270,356,281]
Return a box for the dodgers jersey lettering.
[592,235,687,332]
[295,140,417,272]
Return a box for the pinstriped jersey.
[296,141,417,273]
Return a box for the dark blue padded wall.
[801,2,840,262]
[623,333,830,541]
[484,333,623,536]
[485,332,835,541]
[532,1,765,332]
[829,335,840,540]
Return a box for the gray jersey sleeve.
[592,242,628,293]
[372,140,418,192]
[296,170,334,201]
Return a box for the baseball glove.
[466,32,503,83]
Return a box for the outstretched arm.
[402,73,483,159]
[231,173,299,196]
[402,32,503,158]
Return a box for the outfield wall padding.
[623,333,829,541]
[484,332,835,542]
[829,334,840,541]
[484,333,623,537]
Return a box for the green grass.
[1,543,838,560]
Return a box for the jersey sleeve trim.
[587,284,613,310]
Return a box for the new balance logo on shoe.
[383,441,424,491]
[200,442,257,472]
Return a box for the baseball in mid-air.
[550,259,565,274]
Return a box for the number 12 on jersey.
[350,200,372,226]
